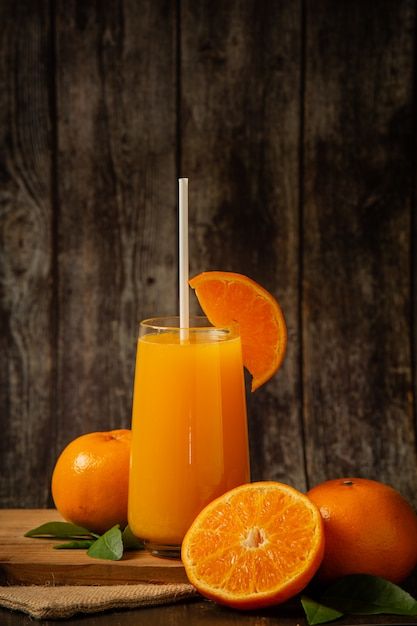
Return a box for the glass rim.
[139,315,239,333]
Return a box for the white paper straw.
[179,178,189,340]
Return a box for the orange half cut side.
[189,271,287,390]
[181,481,325,610]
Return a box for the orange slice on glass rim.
[189,271,287,391]
[181,481,325,610]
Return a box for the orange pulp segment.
[181,481,325,610]
[189,271,287,391]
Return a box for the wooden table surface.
[2,601,417,626]
[2,510,417,625]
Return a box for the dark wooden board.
[3,604,417,626]
[0,0,55,507]
[302,0,417,499]
[1,0,417,510]
[53,1,178,453]
[181,0,307,491]
[0,509,187,585]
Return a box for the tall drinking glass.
[128,316,250,558]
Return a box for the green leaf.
[301,595,344,625]
[122,525,144,550]
[25,521,93,539]
[322,575,417,616]
[54,540,95,550]
[87,525,123,561]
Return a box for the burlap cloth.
[0,583,199,619]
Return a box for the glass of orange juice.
[128,315,250,558]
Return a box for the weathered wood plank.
[302,0,417,503]
[54,0,178,454]
[1,0,416,510]
[181,0,305,489]
[0,1,54,506]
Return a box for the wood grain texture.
[181,0,306,489]
[302,0,417,499]
[0,1,54,506]
[0,0,417,510]
[3,604,417,626]
[0,509,188,585]
[54,0,177,455]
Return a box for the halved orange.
[181,481,324,610]
[189,271,287,391]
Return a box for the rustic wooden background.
[1,0,416,509]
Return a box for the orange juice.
[128,317,250,557]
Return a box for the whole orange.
[51,429,131,534]
[307,477,417,583]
